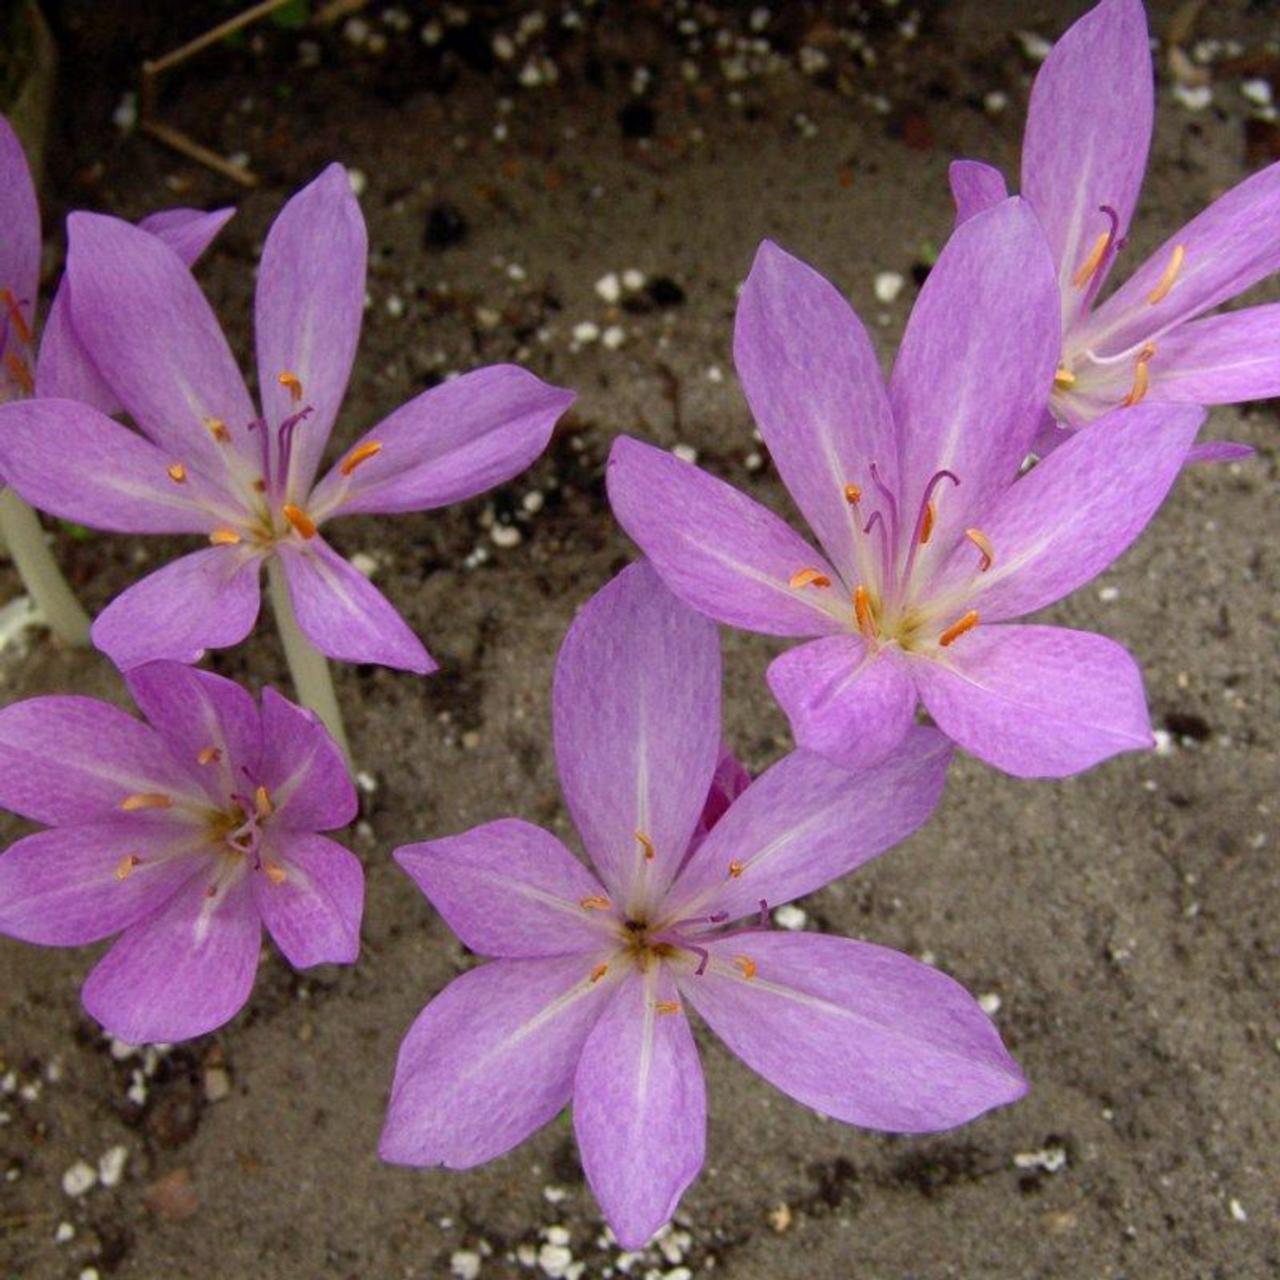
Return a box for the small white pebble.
[538,1243,574,1276]
[1013,1145,1067,1173]
[983,90,1007,115]
[203,1066,231,1103]
[112,92,138,132]
[385,294,405,318]
[356,770,378,794]
[521,490,545,514]
[773,904,806,930]
[705,365,724,383]
[595,272,622,304]
[1229,1198,1248,1222]
[978,992,1002,1016]
[452,1249,483,1280]
[109,1038,138,1061]
[80,1269,101,1280]
[621,268,646,291]
[1153,728,1174,756]
[491,524,523,548]
[350,552,378,578]
[543,1184,569,1203]
[516,1242,538,1266]
[602,325,625,350]
[98,1145,128,1188]
[1016,30,1051,62]
[1240,78,1272,108]
[1173,83,1213,111]
[507,263,527,282]
[672,443,698,464]
[62,1160,97,1197]
[544,1226,571,1246]
[55,1221,75,1244]
[1098,585,1120,602]
[347,168,368,197]
[45,1059,64,1084]
[19,1081,40,1102]
[874,271,905,303]
[493,33,516,61]
[572,321,600,344]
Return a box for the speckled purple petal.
[949,159,1008,228]
[258,686,357,832]
[0,115,40,378]
[553,561,721,905]
[92,548,263,670]
[379,954,613,1169]
[395,820,614,958]
[255,164,366,495]
[574,967,706,1250]
[607,436,847,637]
[678,932,1026,1132]
[1137,304,1280,406]
[82,864,261,1044]
[913,624,1151,777]
[253,831,363,968]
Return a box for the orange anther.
[589,963,609,984]
[263,860,288,886]
[654,1000,682,1015]
[204,416,231,443]
[196,746,222,765]
[278,370,303,403]
[634,830,656,861]
[1,287,33,346]
[120,792,171,811]
[939,611,980,647]
[340,441,383,476]
[728,860,745,879]
[209,528,242,546]
[1146,244,1185,305]
[733,955,757,981]
[1071,229,1112,289]
[789,568,832,590]
[1053,365,1077,391]
[854,584,875,639]
[1121,345,1156,407]
[282,504,317,539]
[167,463,187,484]
[3,351,33,394]
[579,895,611,911]
[964,528,995,572]
[844,483,862,504]
[254,785,273,818]
[919,500,936,545]
[114,854,141,881]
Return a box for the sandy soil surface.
[1,2,1276,1277]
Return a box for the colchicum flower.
[380,562,1025,1248]
[950,0,1280,457]
[0,163,574,672]
[0,660,361,1044]
[608,203,1206,777]
[0,112,230,642]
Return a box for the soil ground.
[1,2,1276,1277]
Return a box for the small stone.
[98,1144,129,1187]
[522,490,545,514]
[1173,83,1213,111]
[705,365,724,383]
[1241,79,1271,108]
[491,523,523,548]
[347,168,368,197]
[1098,585,1120,603]
[1229,1198,1248,1222]
[978,992,1002,1016]
[544,1226,571,1246]
[1016,30,1051,62]
[672,443,698,464]
[461,730,482,751]
[768,1202,792,1232]
[983,90,1007,115]
[350,552,378,578]
[203,1067,231,1103]
[62,1160,97,1197]
[79,1269,101,1280]
[542,1183,569,1203]
[621,268,646,291]
[874,271,905,303]
[112,92,138,132]
[773,904,806,930]
[538,1242,573,1276]
[595,272,622,304]
[356,770,378,794]
[385,294,405,318]
[572,321,600,344]
[452,1249,483,1279]
[55,1221,75,1244]
[602,325,625,350]
[507,263,527,282]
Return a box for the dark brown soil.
[2,3,1277,1277]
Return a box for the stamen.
[654,1001,682,1015]
[788,568,831,590]
[282,503,317,539]
[0,287,33,346]
[964,528,995,572]
[197,746,222,765]
[853,584,876,640]
[843,483,862,504]
[907,469,960,554]
[120,792,171,811]
[340,441,383,476]
[1071,229,1112,288]
[579,895,611,911]
[939,611,980,647]
[1053,366,1077,390]
[278,370,304,403]
[167,463,187,484]
[589,963,609,983]
[733,954,758,980]
[919,502,936,545]
[254,785,273,818]
[209,528,242,546]
[1121,344,1155,407]
[634,830,656,861]
[727,859,745,879]
[3,352,33,394]
[114,853,142,881]
[868,462,899,553]
[204,416,231,443]
[1146,244,1186,305]
[263,860,288,885]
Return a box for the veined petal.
[395,820,613,958]
[0,694,203,825]
[92,548,263,670]
[37,207,235,409]
[65,212,255,477]
[1137,304,1280,406]
[0,115,40,356]
[889,199,1060,555]
[276,538,435,674]
[942,401,1203,622]
[1022,0,1152,320]
[678,932,1026,1132]
[766,636,918,771]
[607,436,847,637]
[574,968,706,1250]
[949,159,1008,228]
[687,746,753,855]
[255,164,366,496]
[553,562,721,907]
[0,398,228,533]
[733,240,897,586]
[82,865,261,1043]
[665,728,951,925]
[125,661,263,803]
[1082,159,1280,357]
[379,954,614,1169]
[0,819,207,945]
[1186,440,1254,466]
[253,832,363,968]
[311,366,572,517]
[914,624,1151,777]
[258,687,356,831]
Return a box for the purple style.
[379,563,1024,1249]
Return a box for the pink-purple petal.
[92,547,263,670]
[553,561,721,904]
[311,366,572,518]
[733,239,898,585]
[913,624,1151,778]
[255,164,366,495]
[258,686,357,832]
[0,115,40,351]
[81,866,261,1043]
[276,538,435,674]
[949,159,1009,228]
[1186,440,1254,465]
[678,932,1026,1132]
[395,820,612,958]
[1139,304,1280,406]
[666,728,951,925]
[379,955,613,1169]
[766,636,918,771]
[253,832,363,968]
[574,968,706,1250]
[607,436,847,637]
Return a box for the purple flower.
[0,661,361,1043]
[379,562,1023,1249]
[607,204,1206,778]
[0,163,574,671]
[950,0,1279,458]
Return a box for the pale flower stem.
[266,556,353,772]
[0,488,91,646]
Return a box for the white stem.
[0,488,91,646]
[266,556,352,771]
